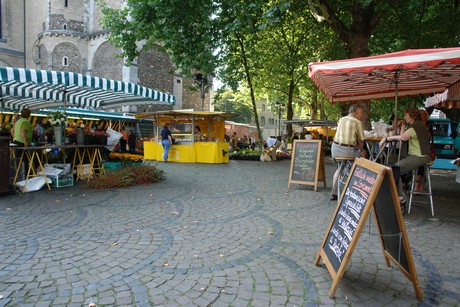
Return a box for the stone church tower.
[0,0,208,111]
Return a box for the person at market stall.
[194,125,202,141]
[10,115,20,139]
[379,107,431,211]
[120,127,128,152]
[161,123,173,162]
[265,136,281,161]
[231,132,238,150]
[414,109,434,191]
[33,122,45,143]
[12,109,34,175]
[330,104,366,201]
[128,130,137,154]
[13,109,33,148]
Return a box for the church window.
[62,56,69,66]
[64,0,68,7]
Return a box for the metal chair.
[408,162,434,216]
[329,157,355,205]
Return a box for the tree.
[307,0,460,128]
[213,88,253,124]
[254,1,336,137]
[307,0,398,129]
[97,0,218,73]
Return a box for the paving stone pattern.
[0,158,459,306]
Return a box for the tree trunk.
[286,80,295,138]
[311,88,318,120]
[320,94,325,120]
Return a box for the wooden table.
[11,144,106,189]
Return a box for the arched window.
[62,56,69,66]
[64,0,68,7]
[63,23,67,30]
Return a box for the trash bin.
[0,136,11,195]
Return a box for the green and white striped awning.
[0,66,175,111]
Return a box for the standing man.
[128,130,137,154]
[231,132,238,150]
[161,123,173,162]
[120,127,128,152]
[330,104,366,201]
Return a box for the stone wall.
[52,42,81,72]
[91,41,122,80]
[137,46,174,94]
[49,14,84,32]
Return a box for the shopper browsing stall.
[161,123,173,162]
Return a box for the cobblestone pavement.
[0,158,459,306]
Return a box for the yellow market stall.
[136,110,235,163]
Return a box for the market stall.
[136,110,235,163]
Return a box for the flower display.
[109,152,144,162]
[0,122,13,135]
[67,119,85,136]
[94,130,109,137]
[48,111,68,127]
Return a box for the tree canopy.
[98,0,460,131]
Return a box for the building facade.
[0,0,211,112]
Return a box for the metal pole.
[278,111,281,138]
[200,79,206,111]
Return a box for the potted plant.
[94,130,109,145]
[48,111,68,145]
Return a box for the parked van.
[454,122,460,157]
[428,118,456,158]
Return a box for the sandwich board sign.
[315,158,422,301]
[288,140,326,191]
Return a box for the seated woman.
[379,108,431,210]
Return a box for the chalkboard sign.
[288,140,326,191]
[323,163,377,272]
[315,158,422,301]
[373,173,410,273]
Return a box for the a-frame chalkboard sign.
[315,158,422,301]
[288,140,326,191]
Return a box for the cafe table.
[364,138,404,165]
[364,137,384,162]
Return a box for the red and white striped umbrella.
[308,47,460,114]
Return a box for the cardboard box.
[77,164,93,180]
[49,173,74,188]
[44,163,71,175]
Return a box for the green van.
[428,118,456,158]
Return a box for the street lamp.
[190,66,215,111]
[275,102,284,138]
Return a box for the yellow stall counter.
[143,141,230,164]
